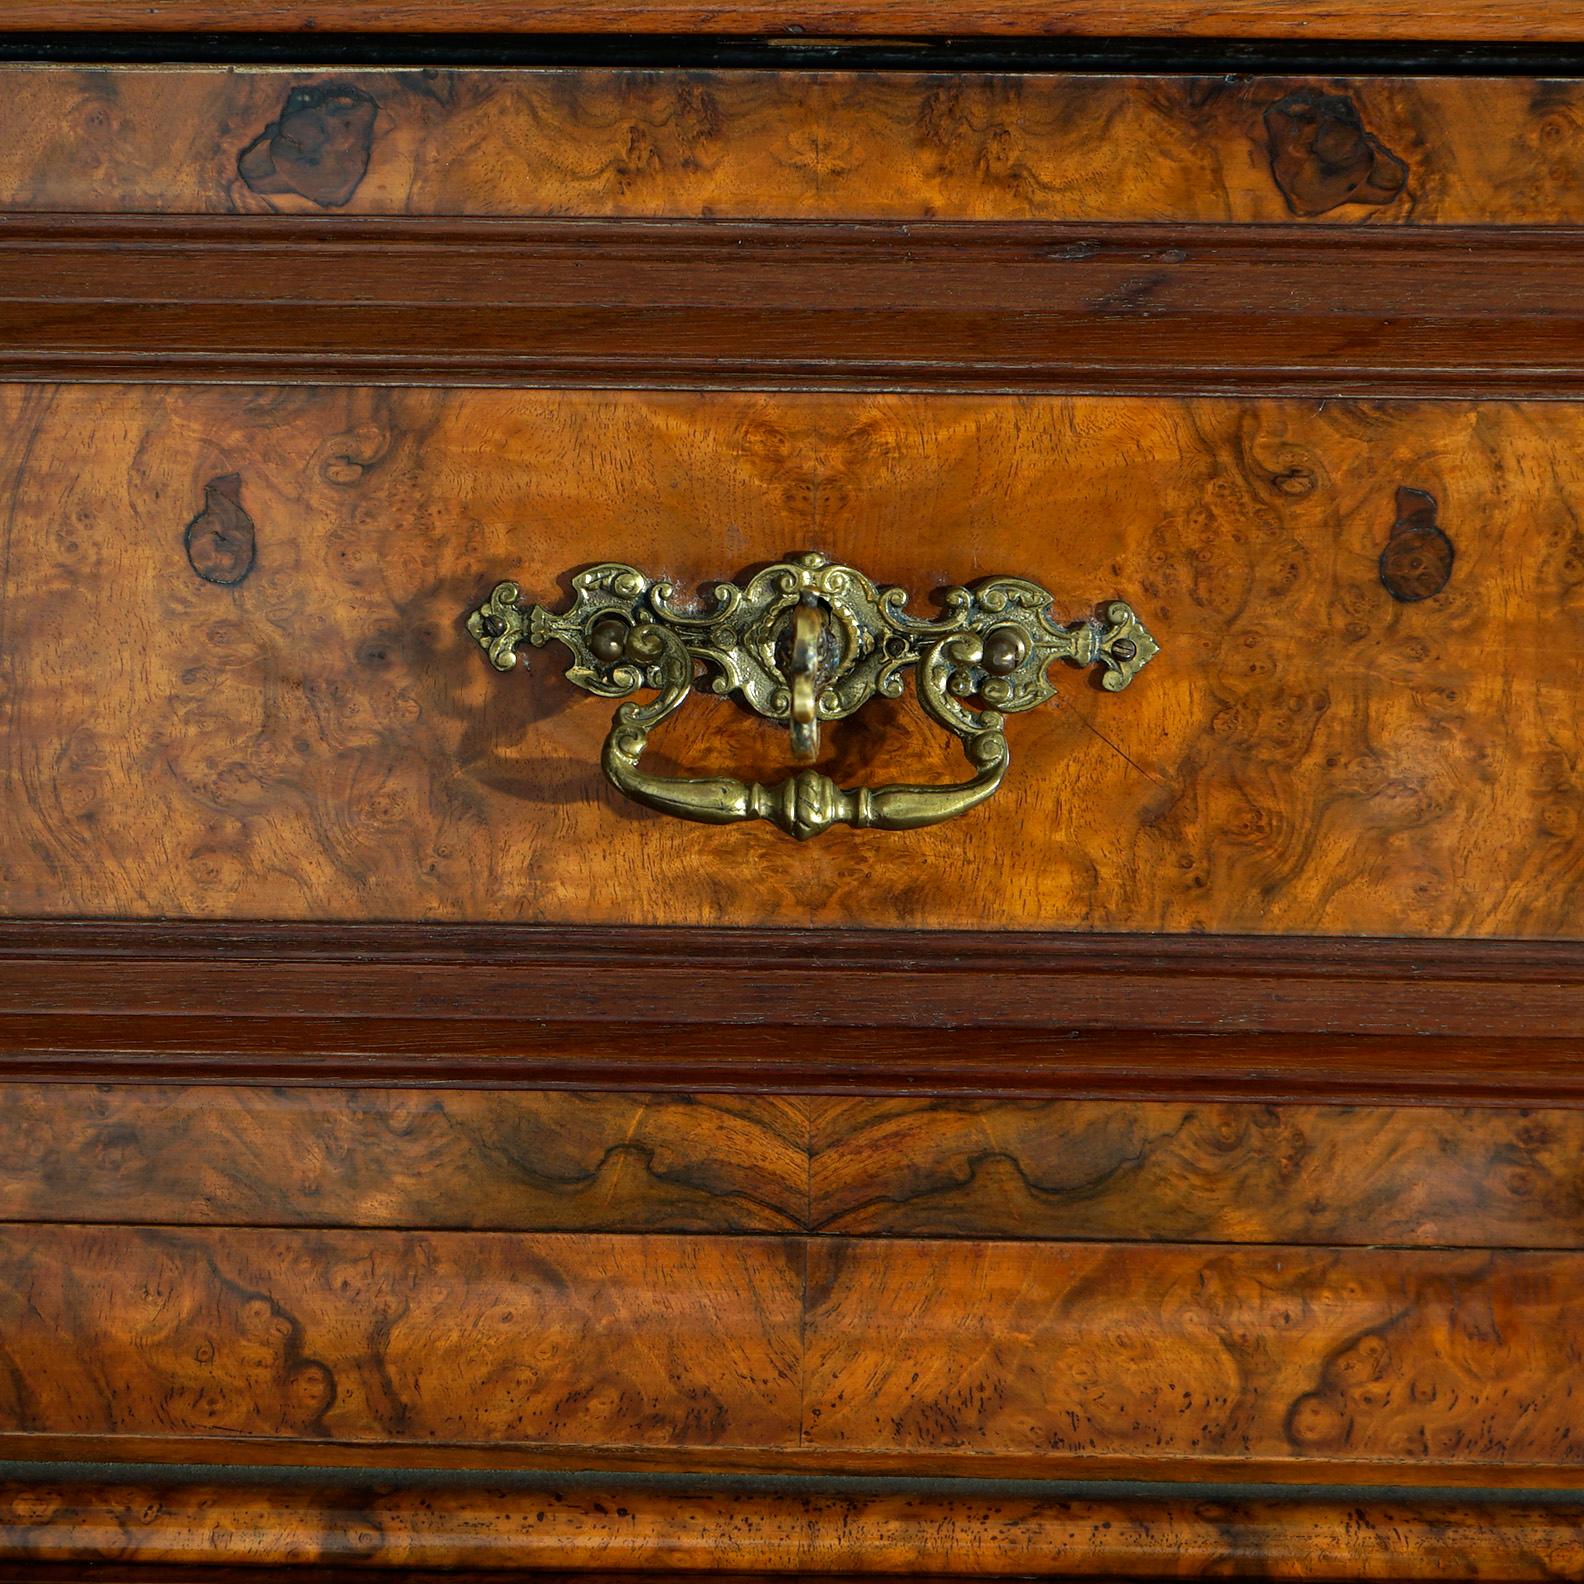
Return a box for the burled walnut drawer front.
[5,1084,1584,1494]
[0,382,1574,935]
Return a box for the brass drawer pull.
[468,553,1156,840]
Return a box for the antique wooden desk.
[2,2,1584,1578]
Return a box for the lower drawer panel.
[4,1085,1581,1248]
[805,1239,1584,1473]
[3,1224,1580,1482]
[0,1226,803,1454]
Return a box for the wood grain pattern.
[3,386,1584,937]
[10,1085,1584,1249]
[0,1086,807,1232]
[0,1226,803,1452]
[4,1226,1584,1482]
[804,1240,1584,1474]
[4,1474,1584,1578]
[10,217,1584,398]
[1,35,1578,1584]
[4,1,1582,39]
[0,67,1580,224]
[809,1097,1584,1245]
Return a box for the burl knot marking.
[1264,89,1409,217]
[1380,487,1453,603]
[238,82,379,209]
[185,473,256,587]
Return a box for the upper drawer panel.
[1,66,1581,224]
[1,384,1580,936]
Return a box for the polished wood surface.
[9,926,1584,1093]
[809,1097,1584,1245]
[9,218,1584,399]
[0,1087,807,1232]
[2,386,1581,936]
[3,1,1580,38]
[805,1240,1584,1473]
[0,68,1578,225]
[7,1085,1584,1249]
[15,926,1584,1028]
[2,1225,1582,1483]
[1,41,1579,1582]
[0,1222,1577,1482]
[4,1473,1584,1577]
[0,1226,803,1452]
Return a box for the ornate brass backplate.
[468,552,1157,840]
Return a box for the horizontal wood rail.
[3,217,1583,396]
[1,2,1580,40]
[2,1464,1584,1577]
[2,922,1582,1099]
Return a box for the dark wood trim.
[1,1,1579,41]
[6,1024,1583,1104]
[5,217,1584,396]
[14,917,1584,977]
[3,35,1583,72]
[3,922,1582,1099]
[9,1437,1581,1487]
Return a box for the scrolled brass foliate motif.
[467,553,1158,840]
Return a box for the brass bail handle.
[467,551,1158,841]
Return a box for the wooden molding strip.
[3,922,1583,1098]
[12,917,1584,977]
[1,2,1580,40]
[2,217,1582,395]
[5,1023,1583,1104]
[2,1467,1583,1577]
